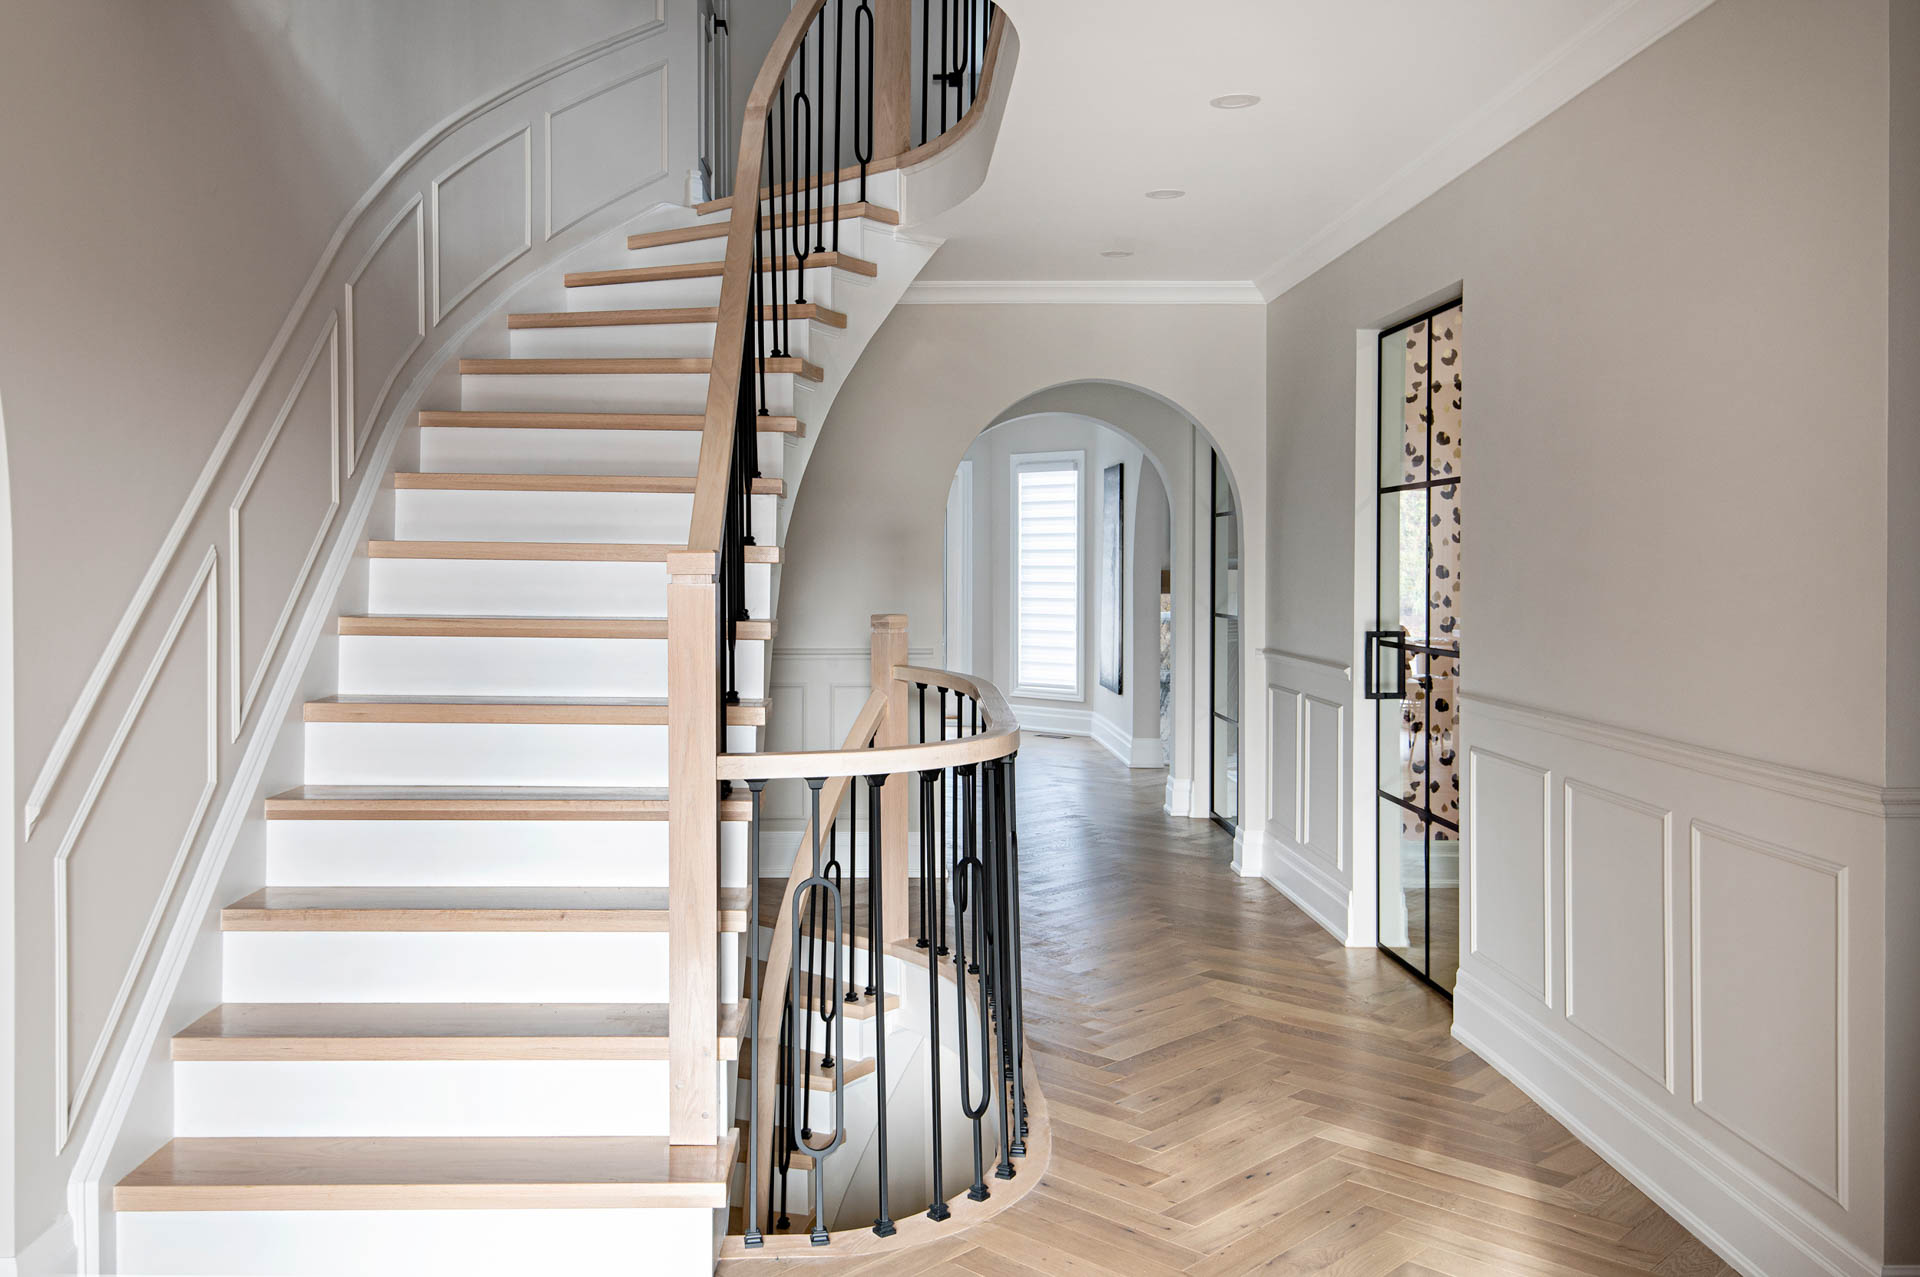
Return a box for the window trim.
[1008,449,1086,702]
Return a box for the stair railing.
[724,614,1029,1250]
[666,0,1005,1149]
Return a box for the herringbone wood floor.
[724,736,1733,1276]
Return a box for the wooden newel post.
[870,613,911,943]
[873,0,913,161]
[667,550,720,1146]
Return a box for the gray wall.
[0,0,686,1253]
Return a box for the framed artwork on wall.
[1099,462,1124,694]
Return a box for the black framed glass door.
[1209,453,1239,832]
[1365,300,1463,994]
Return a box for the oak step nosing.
[218,887,751,934]
[337,616,776,641]
[172,1003,745,1062]
[694,194,901,224]
[457,356,823,382]
[393,472,784,495]
[301,696,767,727]
[563,252,879,288]
[507,303,847,330]
[366,540,782,564]
[263,786,753,822]
[416,410,801,434]
[628,202,897,246]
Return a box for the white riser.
[367,560,774,619]
[303,723,669,788]
[460,372,797,417]
[508,318,819,363]
[222,932,672,1003]
[392,490,778,546]
[173,1061,671,1137]
[614,220,873,270]
[563,267,840,314]
[266,820,751,888]
[419,425,786,479]
[117,1207,717,1277]
[338,636,768,701]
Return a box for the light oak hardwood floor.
[725,735,1732,1276]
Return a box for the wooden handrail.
[718,669,1018,781]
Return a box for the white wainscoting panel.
[546,62,670,237]
[1563,780,1673,1091]
[1466,746,1551,1005]
[431,127,534,323]
[344,197,426,473]
[1302,694,1344,869]
[1690,820,1846,1203]
[1266,684,1299,838]
[1454,690,1890,1277]
[1258,652,1356,943]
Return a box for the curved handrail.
[719,667,1018,781]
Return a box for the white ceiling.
[914,0,1714,296]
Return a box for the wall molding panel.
[1259,652,1359,942]
[41,16,698,1266]
[343,196,426,475]
[18,13,679,844]
[1455,692,1890,1277]
[52,548,219,1150]
[228,316,342,740]
[545,60,672,238]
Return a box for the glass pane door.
[1368,301,1463,994]
[1209,453,1239,830]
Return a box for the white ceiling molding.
[1253,0,1717,302]
[899,280,1265,306]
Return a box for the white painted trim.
[1347,328,1381,949]
[1090,712,1161,769]
[1164,775,1195,817]
[1261,839,1353,943]
[1231,824,1266,877]
[1010,702,1092,738]
[1454,969,1882,1277]
[1254,0,1719,300]
[16,12,672,840]
[899,279,1265,306]
[0,1215,77,1277]
[1258,647,1353,678]
[1460,688,1890,817]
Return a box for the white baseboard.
[1012,703,1092,737]
[1454,969,1883,1277]
[1089,714,1164,769]
[1231,825,1266,877]
[1259,837,1352,943]
[2,1216,77,1277]
[1164,776,1195,817]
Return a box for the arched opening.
[933,379,1247,833]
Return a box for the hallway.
[727,735,1732,1276]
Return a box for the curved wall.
[0,3,702,1258]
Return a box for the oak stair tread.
[564,251,878,288]
[172,1002,746,1061]
[302,695,767,726]
[694,193,900,223]
[115,1131,738,1212]
[508,302,846,330]
[417,410,801,433]
[457,356,822,382]
[394,472,784,495]
[265,785,752,822]
[631,202,897,246]
[367,540,782,563]
[219,886,752,933]
[337,615,776,640]
[738,1048,874,1091]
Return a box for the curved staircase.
[110,2,1026,1271]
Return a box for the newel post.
[870,613,911,942]
[667,550,720,1145]
[873,0,913,161]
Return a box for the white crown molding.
[1459,689,1890,819]
[1253,0,1719,301]
[899,279,1265,306]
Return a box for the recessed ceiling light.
[1144,188,1185,200]
[1210,93,1261,110]
[1100,249,1134,258]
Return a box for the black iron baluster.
[832,0,845,253]
[744,779,768,1246]
[865,774,896,1236]
[773,999,793,1231]
[815,12,828,254]
[1004,751,1028,1151]
[984,758,1015,1181]
[918,0,930,146]
[845,779,862,1004]
[936,686,950,956]
[791,777,845,1246]
[949,762,990,1201]
[921,767,950,1220]
[791,51,811,306]
[771,88,789,355]
[854,0,873,205]
[939,0,950,135]
[915,685,931,948]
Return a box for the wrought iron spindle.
[792,777,845,1245]
[920,768,950,1220]
[1004,752,1028,1151]
[854,0,873,205]
[985,758,1015,1180]
[743,779,768,1246]
[949,763,991,1201]
[865,774,895,1236]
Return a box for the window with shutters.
[1011,452,1083,699]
